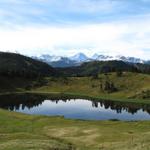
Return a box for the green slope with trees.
[58,60,150,76]
[0,52,58,92]
[0,52,57,78]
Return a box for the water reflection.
[91,101,150,115]
[0,93,150,120]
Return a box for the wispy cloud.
[1,0,150,27]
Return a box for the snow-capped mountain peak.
[38,54,62,62]
[115,55,145,64]
[92,54,113,61]
[92,53,99,59]
[70,53,89,62]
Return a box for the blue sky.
[0,0,150,59]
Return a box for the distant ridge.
[0,52,57,77]
[57,60,150,76]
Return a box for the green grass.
[31,72,150,103]
[0,109,150,150]
[0,72,149,104]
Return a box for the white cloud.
[0,19,150,59]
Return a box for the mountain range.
[32,53,150,68]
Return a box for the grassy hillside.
[0,72,149,102]
[33,72,150,101]
[0,109,149,150]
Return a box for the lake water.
[0,94,150,121]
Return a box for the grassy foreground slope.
[0,109,150,150]
[34,72,150,102]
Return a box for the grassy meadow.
[1,72,150,102]
[0,109,150,150]
[32,72,150,103]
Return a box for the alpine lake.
[0,93,150,121]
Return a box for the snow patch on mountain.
[70,53,89,62]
